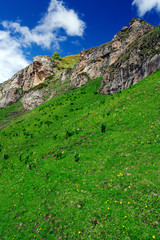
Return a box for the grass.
[0,69,160,239]
[0,101,27,129]
[55,54,80,69]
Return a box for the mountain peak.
[129,18,154,29]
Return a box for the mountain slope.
[1,18,160,111]
[0,70,159,239]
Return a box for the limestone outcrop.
[71,18,155,86]
[0,56,54,109]
[99,25,160,94]
[21,89,48,111]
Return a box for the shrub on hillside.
[101,123,106,133]
[74,152,80,162]
[56,151,62,159]
[65,129,73,139]
[4,154,9,159]
[52,52,61,61]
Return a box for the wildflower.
[79,231,81,234]
[128,186,131,188]
[115,201,117,203]
[107,207,110,210]
[117,172,123,177]
[152,236,156,239]
[120,202,123,204]
[128,202,130,204]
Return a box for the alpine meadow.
[0,9,160,240]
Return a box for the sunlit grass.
[60,54,80,68]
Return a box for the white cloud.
[0,31,30,83]
[0,0,85,83]
[132,0,160,16]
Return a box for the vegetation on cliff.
[0,69,159,239]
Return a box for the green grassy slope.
[0,70,160,240]
[0,101,27,130]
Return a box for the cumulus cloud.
[0,0,85,83]
[0,31,30,83]
[132,0,160,16]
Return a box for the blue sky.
[0,0,160,83]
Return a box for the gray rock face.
[0,88,20,108]
[21,90,46,111]
[61,68,72,83]
[71,18,155,84]
[99,26,160,94]
[73,73,90,87]
[0,56,54,109]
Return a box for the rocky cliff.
[0,56,54,109]
[99,27,160,94]
[0,18,160,110]
[70,18,155,86]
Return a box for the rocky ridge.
[99,27,160,94]
[70,18,155,86]
[0,18,160,110]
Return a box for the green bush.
[56,151,62,159]
[52,52,61,60]
[74,152,80,162]
[65,129,73,139]
[101,123,106,133]
[4,154,9,159]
